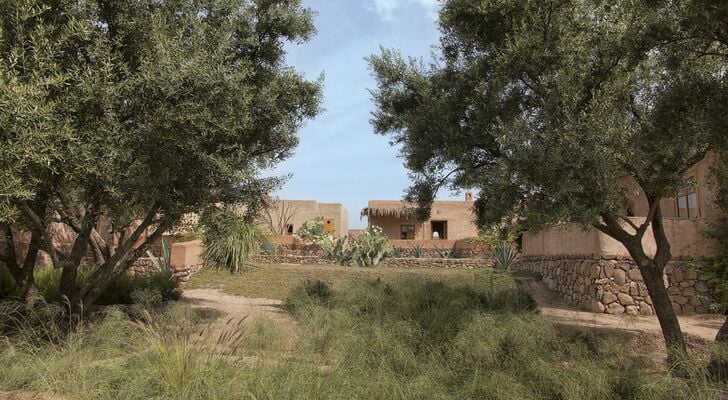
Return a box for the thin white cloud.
[368,0,439,21]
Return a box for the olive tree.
[0,0,320,311]
[368,0,727,360]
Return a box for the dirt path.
[516,276,724,342]
[182,288,297,330]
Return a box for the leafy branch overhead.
[368,0,728,361]
[0,0,321,311]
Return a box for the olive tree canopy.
[0,0,321,310]
[368,0,728,360]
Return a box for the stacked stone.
[516,256,714,316]
[383,258,495,269]
[172,265,201,283]
[664,264,712,314]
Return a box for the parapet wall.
[515,256,715,315]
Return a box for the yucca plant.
[201,212,271,273]
[491,241,520,270]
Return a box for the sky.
[270,0,460,229]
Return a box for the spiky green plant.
[491,241,520,270]
[353,226,391,267]
[147,238,172,271]
[321,235,355,266]
[202,213,271,273]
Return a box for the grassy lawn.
[187,263,514,300]
[1,263,727,399]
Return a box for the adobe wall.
[523,218,719,260]
[277,200,349,237]
[515,256,715,315]
[369,201,478,241]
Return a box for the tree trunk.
[717,317,728,342]
[639,261,686,359]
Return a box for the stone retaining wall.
[515,256,715,315]
[129,257,201,284]
[251,255,494,269]
[383,258,494,269]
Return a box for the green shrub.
[321,235,355,266]
[351,226,391,267]
[295,217,326,244]
[34,267,62,302]
[201,211,271,272]
[0,263,17,299]
[96,270,181,305]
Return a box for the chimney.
[465,191,473,201]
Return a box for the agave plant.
[146,238,171,271]
[411,244,424,258]
[491,241,520,270]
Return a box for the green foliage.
[411,243,424,258]
[320,227,391,267]
[32,266,181,305]
[0,263,16,298]
[202,211,271,273]
[368,0,727,231]
[491,242,521,271]
[1,270,726,399]
[295,218,326,244]
[0,0,321,308]
[147,238,172,272]
[320,235,355,266]
[351,226,391,267]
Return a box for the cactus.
[146,237,171,271]
[321,235,355,266]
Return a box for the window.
[431,221,447,239]
[676,190,699,219]
[400,225,415,240]
[286,224,294,235]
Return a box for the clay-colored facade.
[363,194,479,241]
[264,200,349,237]
[523,154,723,259]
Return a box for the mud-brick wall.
[515,256,715,315]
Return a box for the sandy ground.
[182,288,297,331]
[516,276,724,342]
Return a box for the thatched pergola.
[360,203,417,220]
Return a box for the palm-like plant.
[202,212,271,273]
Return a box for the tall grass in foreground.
[1,271,727,399]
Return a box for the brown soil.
[516,275,724,342]
[182,288,297,332]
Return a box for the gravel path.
[516,276,724,342]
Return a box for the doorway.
[431,221,447,239]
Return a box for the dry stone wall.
[516,256,715,315]
[252,254,494,269]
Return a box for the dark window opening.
[286,224,294,235]
[431,221,447,239]
[401,225,415,240]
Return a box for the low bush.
[3,266,180,306]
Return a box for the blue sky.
[270,0,460,229]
